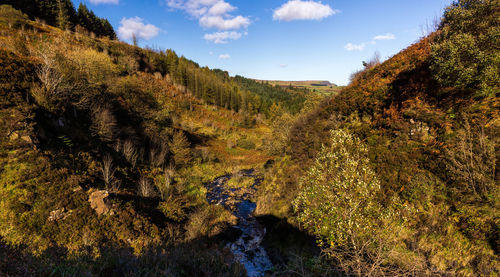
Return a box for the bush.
[236,139,255,150]
[292,129,405,275]
[170,131,190,167]
[445,117,497,200]
[430,0,500,97]
[184,205,234,241]
[66,48,118,85]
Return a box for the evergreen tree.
[77,3,91,31]
[57,0,70,29]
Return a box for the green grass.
[227,175,254,189]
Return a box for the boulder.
[88,190,112,215]
[48,208,70,222]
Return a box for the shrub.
[154,165,175,200]
[236,139,256,150]
[293,129,405,275]
[184,205,234,241]
[445,117,497,200]
[66,48,118,85]
[264,112,293,155]
[430,0,500,97]
[170,131,190,167]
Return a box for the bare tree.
[101,153,118,192]
[91,105,117,142]
[122,139,138,167]
[139,176,155,197]
[31,45,64,106]
[149,141,168,168]
[160,164,175,200]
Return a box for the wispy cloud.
[167,0,251,42]
[118,17,160,40]
[373,33,395,40]
[280,64,289,68]
[89,0,119,4]
[273,0,337,21]
[219,54,231,59]
[204,31,245,44]
[344,42,366,51]
[345,33,395,51]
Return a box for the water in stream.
[205,169,273,277]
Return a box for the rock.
[72,186,83,192]
[88,190,112,215]
[9,132,33,144]
[48,208,70,222]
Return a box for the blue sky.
[73,0,454,85]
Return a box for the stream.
[205,169,273,277]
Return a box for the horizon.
[73,0,453,85]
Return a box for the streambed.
[205,169,272,277]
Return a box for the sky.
[72,0,454,85]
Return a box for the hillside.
[0,4,282,275]
[256,0,499,275]
[253,79,342,95]
[0,1,498,276]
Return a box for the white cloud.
[199,15,250,30]
[208,1,235,15]
[344,43,366,51]
[167,0,251,39]
[118,17,160,40]
[219,54,230,59]
[273,0,336,21]
[204,31,244,43]
[374,33,395,40]
[181,0,219,16]
[89,0,119,4]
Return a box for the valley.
[0,0,498,276]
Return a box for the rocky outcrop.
[88,190,113,215]
[48,208,70,222]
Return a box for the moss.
[226,175,254,189]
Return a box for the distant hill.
[253,79,341,95]
[255,80,335,87]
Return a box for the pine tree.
[57,0,70,29]
[77,3,91,31]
